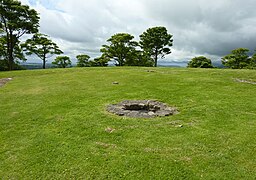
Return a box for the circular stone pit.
[0,78,12,88]
[107,100,178,118]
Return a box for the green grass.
[0,67,255,179]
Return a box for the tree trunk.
[7,49,14,71]
[7,32,14,71]
[2,17,13,70]
[154,50,158,67]
[43,56,46,69]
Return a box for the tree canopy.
[250,50,256,68]
[52,56,71,68]
[22,33,63,69]
[139,26,173,67]
[90,55,109,67]
[187,56,214,68]
[0,0,40,70]
[100,33,138,66]
[221,48,251,69]
[76,54,90,67]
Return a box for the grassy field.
[0,67,255,179]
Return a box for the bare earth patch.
[107,100,178,118]
[0,78,12,87]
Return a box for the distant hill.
[20,60,224,69]
[212,61,225,68]
[20,63,54,70]
[158,60,224,68]
[158,60,187,67]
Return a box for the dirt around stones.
[0,78,12,87]
[107,100,178,118]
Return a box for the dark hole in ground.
[123,103,161,112]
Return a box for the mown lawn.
[0,67,255,179]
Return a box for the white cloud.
[20,0,256,63]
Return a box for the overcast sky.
[20,0,256,63]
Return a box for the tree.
[90,55,109,67]
[0,39,8,70]
[124,50,154,67]
[187,56,214,68]
[101,33,138,66]
[0,36,5,58]
[22,33,63,69]
[221,48,251,69]
[0,36,7,70]
[76,54,90,67]
[139,26,173,67]
[137,51,154,67]
[52,56,71,68]
[0,35,25,70]
[250,50,256,68]
[0,0,40,70]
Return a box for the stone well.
[107,100,178,118]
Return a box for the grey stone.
[107,100,178,118]
[148,111,155,116]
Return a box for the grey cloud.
[143,0,256,57]
[21,0,256,62]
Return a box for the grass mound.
[0,67,255,179]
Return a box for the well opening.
[123,103,160,112]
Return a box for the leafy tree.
[124,50,154,67]
[250,50,256,68]
[90,55,109,67]
[0,36,6,62]
[22,33,63,69]
[124,49,140,66]
[0,0,40,70]
[0,36,25,70]
[187,56,214,68]
[139,26,173,67]
[76,54,90,67]
[52,56,71,68]
[221,48,251,69]
[101,33,138,66]
[137,51,154,67]
[0,59,8,71]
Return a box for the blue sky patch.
[29,0,62,12]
